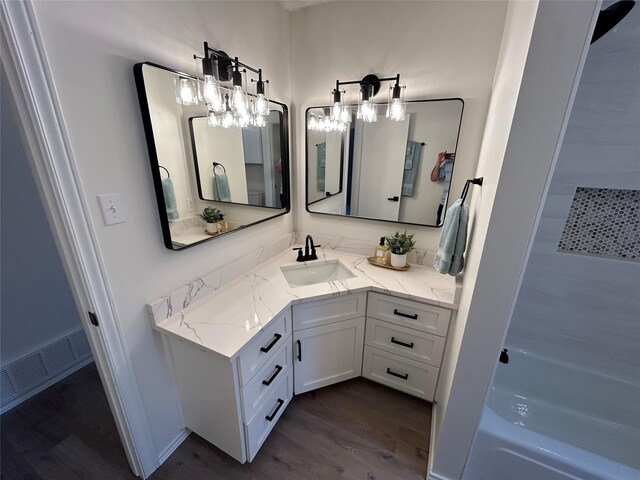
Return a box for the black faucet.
[293,235,322,262]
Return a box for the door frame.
[1,2,158,477]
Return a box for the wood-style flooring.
[1,364,431,480]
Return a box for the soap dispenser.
[374,236,389,265]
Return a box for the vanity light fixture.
[308,108,346,133]
[312,73,406,131]
[179,41,270,128]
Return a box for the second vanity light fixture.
[175,41,270,129]
[309,73,406,132]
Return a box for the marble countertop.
[153,246,457,361]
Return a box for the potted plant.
[385,231,416,268]
[200,206,222,234]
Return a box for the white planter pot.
[390,253,407,268]
[206,222,217,234]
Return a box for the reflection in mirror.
[305,99,463,227]
[134,62,289,250]
[306,119,344,204]
[190,111,285,208]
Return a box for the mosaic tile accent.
[558,187,639,260]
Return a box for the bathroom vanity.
[149,244,456,463]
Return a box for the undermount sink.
[280,260,355,287]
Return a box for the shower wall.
[505,1,639,383]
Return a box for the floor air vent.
[1,327,93,414]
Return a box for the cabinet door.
[293,317,365,394]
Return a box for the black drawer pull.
[262,365,283,386]
[390,337,414,349]
[265,398,285,421]
[393,309,418,320]
[386,368,409,380]
[296,339,302,362]
[260,333,282,353]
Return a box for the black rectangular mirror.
[306,99,463,227]
[134,62,289,250]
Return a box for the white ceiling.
[278,0,333,12]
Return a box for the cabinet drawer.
[362,346,439,401]
[241,339,292,422]
[237,307,291,386]
[244,366,293,461]
[292,293,366,331]
[365,318,445,367]
[367,293,450,337]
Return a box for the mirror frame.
[188,112,287,209]
[307,133,345,206]
[133,62,291,251]
[304,98,464,228]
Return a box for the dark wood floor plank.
[0,436,44,480]
[2,364,432,480]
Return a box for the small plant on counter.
[200,206,222,224]
[386,231,416,255]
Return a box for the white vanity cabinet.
[292,293,366,394]
[363,292,451,401]
[167,307,293,463]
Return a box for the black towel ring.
[159,165,170,179]
[211,162,226,176]
[460,177,483,203]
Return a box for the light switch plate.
[97,193,126,225]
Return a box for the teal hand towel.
[402,141,423,196]
[162,177,179,221]
[214,172,231,202]
[433,198,469,276]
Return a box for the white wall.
[29,0,292,459]
[291,1,508,250]
[505,1,640,383]
[0,67,85,365]
[431,2,599,479]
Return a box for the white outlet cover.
[97,193,126,225]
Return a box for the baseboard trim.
[428,402,438,474]
[428,472,452,480]
[158,428,190,465]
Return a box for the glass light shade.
[254,114,266,127]
[221,110,235,128]
[358,99,377,123]
[203,75,224,112]
[236,111,251,128]
[386,84,406,121]
[253,94,268,115]
[330,101,344,122]
[308,117,318,130]
[339,106,351,124]
[232,85,248,115]
[174,77,199,105]
[207,110,221,127]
